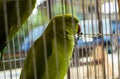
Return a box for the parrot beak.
[77,24,81,34]
[77,24,82,40]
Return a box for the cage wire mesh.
[0,0,120,79]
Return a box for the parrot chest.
[42,35,74,79]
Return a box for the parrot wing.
[0,0,36,48]
[20,32,52,79]
[0,0,36,59]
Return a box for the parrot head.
[49,14,81,36]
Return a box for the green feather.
[20,14,79,79]
[0,0,36,54]
[0,0,36,50]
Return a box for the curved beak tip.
[77,24,81,34]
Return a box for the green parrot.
[0,0,36,58]
[20,14,80,79]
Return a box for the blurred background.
[0,0,120,79]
